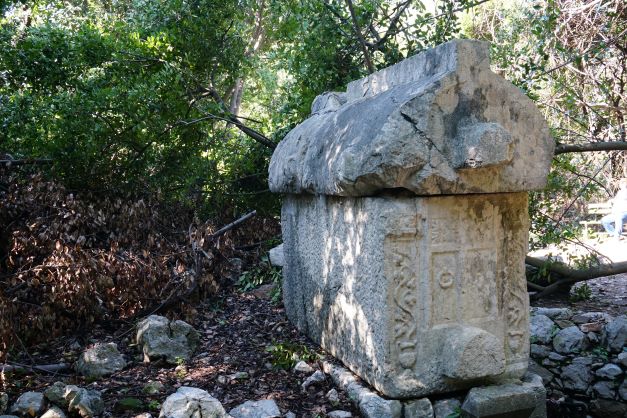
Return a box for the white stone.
[327,411,351,418]
[604,315,627,353]
[530,314,556,345]
[322,361,401,418]
[268,244,285,267]
[281,193,530,397]
[301,371,325,391]
[10,392,45,417]
[326,388,340,406]
[75,342,126,378]
[293,361,314,374]
[64,386,104,418]
[44,382,67,405]
[269,40,553,197]
[136,315,200,363]
[553,326,586,354]
[41,406,67,418]
[531,307,572,320]
[159,387,227,418]
[403,398,433,418]
[229,399,280,418]
[433,399,461,418]
[596,364,623,379]
[461,373,546,418]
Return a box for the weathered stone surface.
[75,342,126,378]
[159,387,227,418]
[10,392,45,417]
[532,307,572,320]
[618,352,627,367]
[553,326,586,354]
[282,193,530,397]
[268,244,284,267]
[572,312,613,324]
[136,315,200,363]
[596,364,623,379]
[293,361,314,374]
[403,398,433,418]
[326,389,340,406]
[603,315,627,353]
[530,314,556,344]
[619,378,627,401]
[44,382,67,406]
[530,344,550,359]
[229,400,280,418]
[322,361,401,418]
[592,381,616,399]
[590,399,627,418]
[301,371,325,391]
[65,386,104,418]
[561,363,593,391]
[269,40,553,197]
[432,399,461,418]
[327,411,352,418]
[461,373,546,418]
[40,406,67,418]
[528,360,553,385]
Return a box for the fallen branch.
[1,362,71,374]
[554,141,627,155]
[209,210,257,240]
[526,255,627,300]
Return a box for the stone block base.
[281,193,531,398]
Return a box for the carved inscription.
[505,242,529,356]
[386,235,417,370]
[430,219,457,243]
[431,252,459,325]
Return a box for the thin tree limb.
[345,0,375,73]
[555,141,627,154]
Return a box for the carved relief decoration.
[387,234,418,370]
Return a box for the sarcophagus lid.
[269,39,554,197]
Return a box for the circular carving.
[439,272,454,289]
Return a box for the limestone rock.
[327,411,351,418]
[136,315,200,363]
[282,193,530,397]
[10,392,45,417]
[433,399,461,418]
[596,363,623,379]
[403,398,433,418]
[293,361,314,374]
[461,373,546,418]
[617,352,627,367]
[592,381,616,399]
[531,307,572,320]
[530,314,556,344]
[529,344,550,359]
[0,392,7,414]
[326,389,340,406]
[40,406,67,418]
[572,311,613,324]
[619,378,627,401]
[301,371,325,391]
[603,315,627,353]
[358,392,402,418]
[527,360,553,385]
[64,386,104,418]
[561,363,593,391]
[322,361,401,418]
[44,382,67,406]
[229,400,280,418]
[75,342,126,378]
[553,326,586,354]
[159,387,227,418]
[268,244,284,268]
[269,40,553,197]
[143,381,165,395]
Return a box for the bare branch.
[555,141,627,155]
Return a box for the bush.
[0,168,244,358]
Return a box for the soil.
[1,288,361,417]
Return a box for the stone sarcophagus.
[269,40,554,399]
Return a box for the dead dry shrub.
[0,169,262,359]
